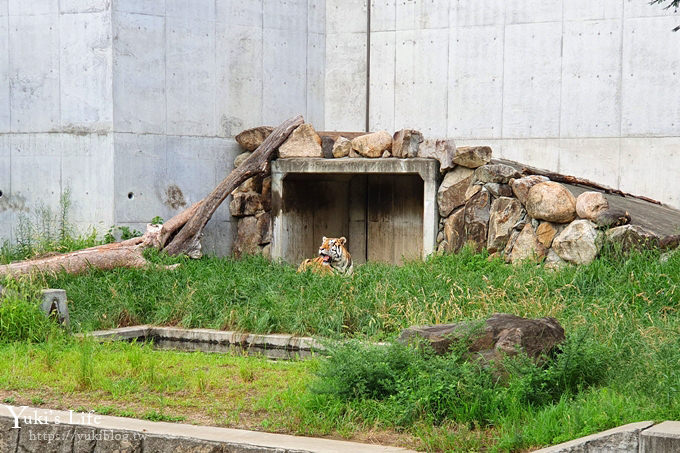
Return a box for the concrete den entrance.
[270,158,439,265]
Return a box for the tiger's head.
[318,236,353,275]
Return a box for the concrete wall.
[324,0,680,208]
[2,0,679,254]
[0,0,321,254]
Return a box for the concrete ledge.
[80,326,324,359]
[640,421,680,452]
[0,405,412,453]
[533,421,654,452]
[272,157,439,181]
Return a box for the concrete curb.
[0,405,413,453]
[531,420,680,452]
[78,326,325,359]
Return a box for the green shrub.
[310,331,610,430]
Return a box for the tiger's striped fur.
[297,236,353,276]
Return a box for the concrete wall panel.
[307,32,326,128]
[558,138,621,188]
[502,22,562,138]
[327,0,366,34]
[324,32,366,131]
[10,134,62,210]
[215,22,263,135]
[0,135,11,233]
[166,16,216,136]
[9,14,60,132]
[0,18,9,132]
[448,24,503,138]
[166,136,219,207]
[621,16,680,136]
[563,0,623,21]
[264,0,306,30]
[113,133,169,223]
[308,0,325,34]
[201,220,235,256]
[166,0,215,20]
[262,28,308,125]
[499,138,560,173]
[506,0,562,24]
[112,12,166,134]
[396,0,449,30]
[394,29,448,136]
[450,0,504,26]
[370,0,396,32]
[369,31,395,132]
[8,0,57,16]
[215,0,262,27]
[620,138,680,207]
[0,0,6,15]
[113,0,165,16]
[560,19,622,138]
[60,0,110,14]
[60,134,114,229]
[59,11,113,131]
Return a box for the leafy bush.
[310,331,610,429]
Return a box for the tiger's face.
[318,236,347,264]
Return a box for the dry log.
[163,114,303,256]
[0,229,154,277]
[0,115,304,277]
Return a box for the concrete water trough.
[80,325,324,360]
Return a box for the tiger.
[297,236,354,276]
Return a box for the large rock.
[507,224,547,264]
[552,219,601,265]
[576,191,609,221]
[605,225,660,253]
[233,175,262,194]
[278,123,323,158]
[392,129,423,158]
[465,184,482,201]
[398,313,565,364]
[332,136,352,158]
[418,138,456,173]
[510,175,550,205]
[234,216,261,257]
[437,166,475,217]
[351,130,392,158]
[593,207,631,228]
[233,151,252,168]
[256,211,271,245]
[321,136,335,159]
[545,249,568,270]
[536,221,563,248]
[229,191,263,217]
[487,197,525,253]
[464,189,491,252]
[443,207,466,253]
[235,126,273,151]
[453,146,492,169]
[525,181,577,223]
[484,182,513,198]
[474,164,521,184]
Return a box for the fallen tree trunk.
[0,115,304,277]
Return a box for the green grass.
[2,237,680,451]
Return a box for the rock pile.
[231,123,671,266]
[231,126,275,257]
